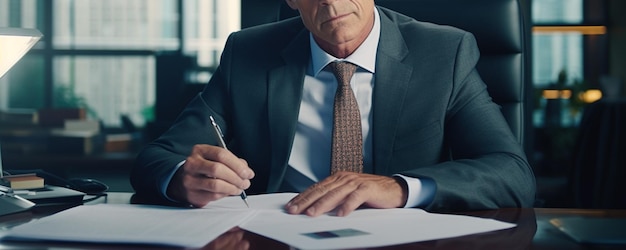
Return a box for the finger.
[285,173,406,217]
[199,160,252,190]
[188,145,240,175]
[285,182,332,215]
[237,158,255,180]
[186,148,252,189]
[286,172,357,215]
[176,171,245,208]
[186,175,244,196]
[336,189,367,217]
[304,183,358,217]
[339,175,406,212]
[194,145,255,180]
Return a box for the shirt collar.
[310,8,380,76]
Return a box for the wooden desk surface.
[1,192,624,249]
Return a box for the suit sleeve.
[130,34,237,202]
[400,33,536,211]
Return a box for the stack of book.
[0,108,105,155]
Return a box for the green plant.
[53,84,97,118]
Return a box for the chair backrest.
[277,0,532,155]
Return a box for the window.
[0,0,241,127]
[532,0,584,87]
[53,0,179,50]
[181,0,241,83]
[531,0,607,127]
[531,0,609,176]
[532,0,583,24]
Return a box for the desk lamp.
[0,27,43,216]
[0,27,42,78]
[0,27,43,175]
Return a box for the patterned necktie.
[329,61,363,174]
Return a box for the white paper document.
[3,203,256,248]
[2,193,516,249]
[231,193,516,249]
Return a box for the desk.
[0,192,625,249]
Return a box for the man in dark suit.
[131,0,536,215]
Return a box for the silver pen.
[209,115,249,208]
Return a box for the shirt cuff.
[160,160,186,201]
[393,174,436,208]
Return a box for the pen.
[209,115,249,208]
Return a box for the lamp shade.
[0,27,42,79]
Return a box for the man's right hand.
[166,144,255,207]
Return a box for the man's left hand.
[284,172,408,217]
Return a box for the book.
[0,123,51,154]
[0,109,38,125]
[48,130,102,155]
[64,119,100,132]
[104,133,133,152]
[37,108,86,127]
[2,174,45,190]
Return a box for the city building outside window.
[0,0,241,127]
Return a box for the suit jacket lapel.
[266,29,310,192]
[372,10,413,175]
[265,10,413,189]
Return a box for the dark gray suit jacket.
[132,7,536,212]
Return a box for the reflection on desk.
[0,192,625,249]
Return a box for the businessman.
[131,0,536,216]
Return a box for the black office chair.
[570,99,626,209]
[277,0,532,155]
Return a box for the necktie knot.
[330,61,357,87]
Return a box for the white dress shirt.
[284,9,432,208]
